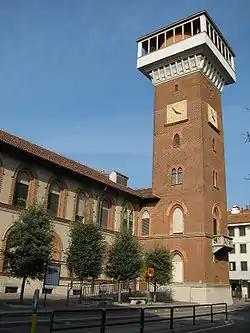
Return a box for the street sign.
[44,263,61,286]
[147,267,154,277]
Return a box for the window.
[231,244,235,254]
[100,200,109,229]
[228,227,235,237]
[13,171,30,208]
[5,286,18,293]
[213,170,218,188]
[241,261,248,271]
[172,207,184,234]
[171,168,183,185]
[212,138,216,151]
[47,182,60,216]
[172,253,183,282]
[177,168,183,184]
[75,192,86,223]
[123,204,134,233]
[239,227,246,237]
[173,134,180,147]
[141,211,150,236]
[240,244,247,254]
[229,262,236,271]
[171,169,177,185]
[213,207,219,235]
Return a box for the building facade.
[228,206,250,298]
[0,11,236,304]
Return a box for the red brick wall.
[142,72,229,285]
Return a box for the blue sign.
[44,263,61,286]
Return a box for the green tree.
[106,230,144,303]
[6,202,53,302]
[145,247,173,302]
[66,223,105,302]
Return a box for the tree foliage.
[144,246,173,302]
[145,247,173,286]
[106,230,144,281]
[106,230,144,302]
[6,202,53,301]
[66,223,105,282]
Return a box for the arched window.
[172,253,184,283]
[172,207,184,234]
[171,168,177,185]
[142,211,150,236]
[13,170,30,208]
[213,207,219,235]
[123,203,134,233]
[47,181,60,216]
[75,192,87,223]
[100,200,109,229]
[173,134,180,147]
[177,168,183,184]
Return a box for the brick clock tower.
[137,11,236,304]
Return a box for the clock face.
[166,100,187,125]
[207,104,218,129]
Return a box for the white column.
[137,42,142,57]
[200,14,207,33]
[230,55,235,71]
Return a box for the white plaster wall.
[171,283,232,305]
[229,224,250,281]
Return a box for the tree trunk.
[118,280,122,303]
[79,280,83,304]
[91,277,95,295]
[153,281,157,303]
[20,276,27,304]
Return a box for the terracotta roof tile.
[0,130,144,198]
[228,210,250,224]
[137,187,160,199]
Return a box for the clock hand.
[212,114,215,122]
[172,107,182,115]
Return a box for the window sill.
[172,232,184,235]
[171,183,183,186]
[213,186,219,190]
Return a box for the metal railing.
[49,302,228,333]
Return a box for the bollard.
[30,313,37,333]
[140,308,145,333]
[30,288,39,333]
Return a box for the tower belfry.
[137,10,235,90]
[137,11,235,304]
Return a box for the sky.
[0,0,249,209]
